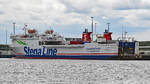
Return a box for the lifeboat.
[45,30,54,34]
[28,29,37,34]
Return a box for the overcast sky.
[0,0,150,44]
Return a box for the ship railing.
[44,45,84,48]
[117,37,135,42]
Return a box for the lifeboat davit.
[28,29,37,34]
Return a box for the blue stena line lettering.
[24,46,57,56]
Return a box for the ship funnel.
[104,23,112,40]
[82,29,92,42]
[104,32,112,40]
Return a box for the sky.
[0,0,150,44]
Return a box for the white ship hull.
[12,43,118,59]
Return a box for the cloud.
[133,29,150,41]
[113,0,150,10]
[1,0,150,43]
[0,0,93,27]
[0,0,150,27]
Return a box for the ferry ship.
[10,24,139,59]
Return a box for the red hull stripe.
[15,57,83,59]
[57,53,118,55]
[16,53,24,55]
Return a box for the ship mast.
[91,17,94,41]
[124,31,127,40]
[122,25,124,40]
[13,22,16,35]
[95,23,97,35]
[24,24,27,35]
[5,28,7,44]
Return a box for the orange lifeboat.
[50,30,54,34]
[28,29,36,34]
[45,30,54,34]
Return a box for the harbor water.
[0,59,150,84]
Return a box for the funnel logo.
[17,40,28,46]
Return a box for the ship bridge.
[0,44,10,50]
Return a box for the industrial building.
[0,44,13,58]
[138,41,150,56]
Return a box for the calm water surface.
[0,59,150,84]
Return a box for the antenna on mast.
[107,23,110,32]
[123,25,127,41]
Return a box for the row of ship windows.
[139,42,150,46]
[39,41,63,45]
[139,48,150,51]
